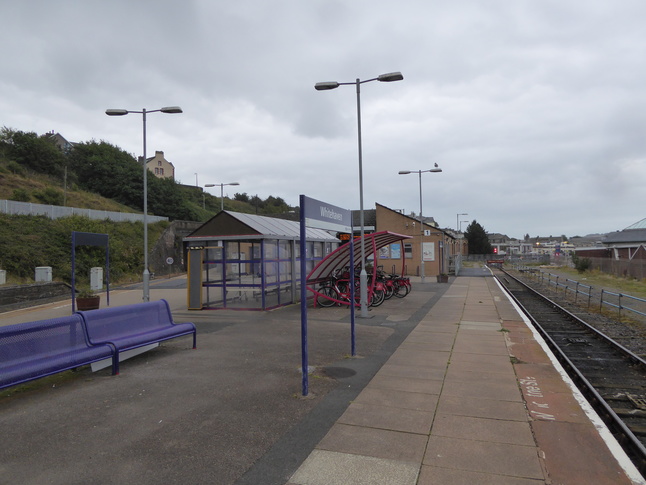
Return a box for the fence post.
[588,286,592,309]
[618,293,622,318]
[600,289,604,312]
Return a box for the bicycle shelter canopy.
[306,231,412,292]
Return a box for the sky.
[2,1,645,239]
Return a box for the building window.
[158,161,162,166]
[160,168,164,176]
[404,243,413,259]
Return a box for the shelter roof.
[307,231,412,284]
[186,211,337,241]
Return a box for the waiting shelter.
[184,211,339,310]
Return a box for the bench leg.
[192,331,197,349]
[111,352,120,375]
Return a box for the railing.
[600,289,646,319]
[0,199,168,224]
[514,264,646,321]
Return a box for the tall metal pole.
[142,109,150,302]
[220,184,224,212]
[356,79,368,317]
[418,170,425,283]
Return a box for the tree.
[0,128,67,179]
[67,141,142,208]
[234,192,250,203]
[464,220,494,254]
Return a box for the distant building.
[43,132,75,152]
[601,218,646,260]
[146,150,175,180]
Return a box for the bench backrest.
[0,315,91,365]
[79,299,175,343]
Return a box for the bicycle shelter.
[184,211,339,310]
[306,231,412,306]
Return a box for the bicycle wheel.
[316,285,338,307]
[393,280,410,298]
[370,289,386,307]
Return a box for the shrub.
[10,188,30,202]
[5,160,25,176]
[33,187,64,205]
[572,254,592,273]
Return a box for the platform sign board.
[299,195,353,396]
[301,196,352,233]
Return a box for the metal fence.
[514,265,646,324]
[0,199,168,224]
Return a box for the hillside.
[0,128,299,286]
[0,166,139,213]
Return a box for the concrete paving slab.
[418,465,545,485]
[436,394,530,422]
[440,375,524,402]
[337,401,435,434]
[317,423,428,462]
[446,357,517,376]
[288,449,420,485]
[377,363,446,381]
[366,374,444,394]
[532,420,634,485]
[431,413,537,446]
[385,348,451,368]
[423,435,545,479]
[353,387,439,412]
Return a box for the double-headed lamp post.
[106,106,183,302]
[398,167,442,283]
[205,182,240,212]
[315,71,403,317]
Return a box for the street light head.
[378,72,404,82]
[429,168,442,173]
[315,82,340,91]
[105,109,129,116]
[228,182,240,186]
[160,106,183,114]
[204,184,216,188]
[398,170,411,175]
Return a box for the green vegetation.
[0,126,299,285]
[539,266,646,300]
[0,213,167,285]
[0,127,297,222]
[464,220,494,254]
[571,253,592,273]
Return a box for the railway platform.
[287,271,643,485]
[0,272,644,484]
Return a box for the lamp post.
[457,213,468,231]
[205,182,240,212]
[106,106,183,302]
[398,166,442,283]
[316,71,403,317]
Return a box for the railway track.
[493,268,646,477]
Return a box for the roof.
[603,228,646,244]
[624,218,646,230]
[185,210,338,241]
[306,231,412,284]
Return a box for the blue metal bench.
[0,315,116,390]
[78,299,196,375]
